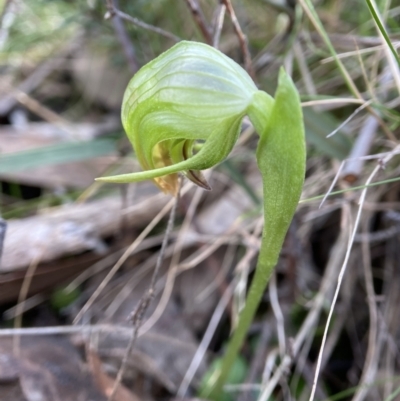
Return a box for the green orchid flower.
[96,41,306,400]
[96,41,273,194]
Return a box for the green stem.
[208,235,279,399]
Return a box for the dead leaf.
[88,349,141,401]
[0,337,107,401]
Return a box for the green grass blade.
[365,0,400,67]
[0,138,117,174]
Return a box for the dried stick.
[269,271,286,357]
[105,2,180,42]
[178,284,234,398]
[184,0,213,44]
[138,186,204,335]
[109,180,181,401]
[351,220,379,401]
[221,0,254,78]
[13,255,41,356]
[327,99,373,139]
[213,4,226,49]
[106,0,138,73]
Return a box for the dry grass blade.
[309,144,400,401]
[212,3,226,48]
[177,285,233,398]
[109,179,181,401]
[139,186,203,335]
[74,182,192,324]
[258,214,352,401]
[13,255,41,356]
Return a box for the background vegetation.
[0,0,400,400]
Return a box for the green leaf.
[365,0,400,67]
[209,68,306,400]
[303,108,352,160]
[198,356,247,401]
[0,138,117,174]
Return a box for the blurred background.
[0,0,400,400]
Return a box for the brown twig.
[184,0,213,44]
[109,179,181,401]
[106,0,138,73]
[105,2,180,43]
[221,0,254,78]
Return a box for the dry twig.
[105,0,138,73]
[109,179,181,400]
[212,3,226,48]
[105,2,180,42]
[184,0,213,44]
[221,0,254,78]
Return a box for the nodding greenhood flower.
[96,40,274,195]
[96,40,306,399]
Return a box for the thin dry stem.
[13,255,41,356]
[105,4,180,42]
[221,0,254,78]
[327,100,373,138]
[74,183,192,324]
[109,180,181,401]
[351,218,379,401]
[301,98,364,107]
[309,144,400,401]
[294,41,317,98]
[269,271,286,358]
[212,4,226,48]
[233,217,263,326]
[184,0,213,44]
[106,0,138,73]
[258,213,352,401]
[139,186,203,335]
[178,284,234,398]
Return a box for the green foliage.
[51,286,80,311]
[303,108,352,160]
[365,0,400,67]
[198,356,247,401]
